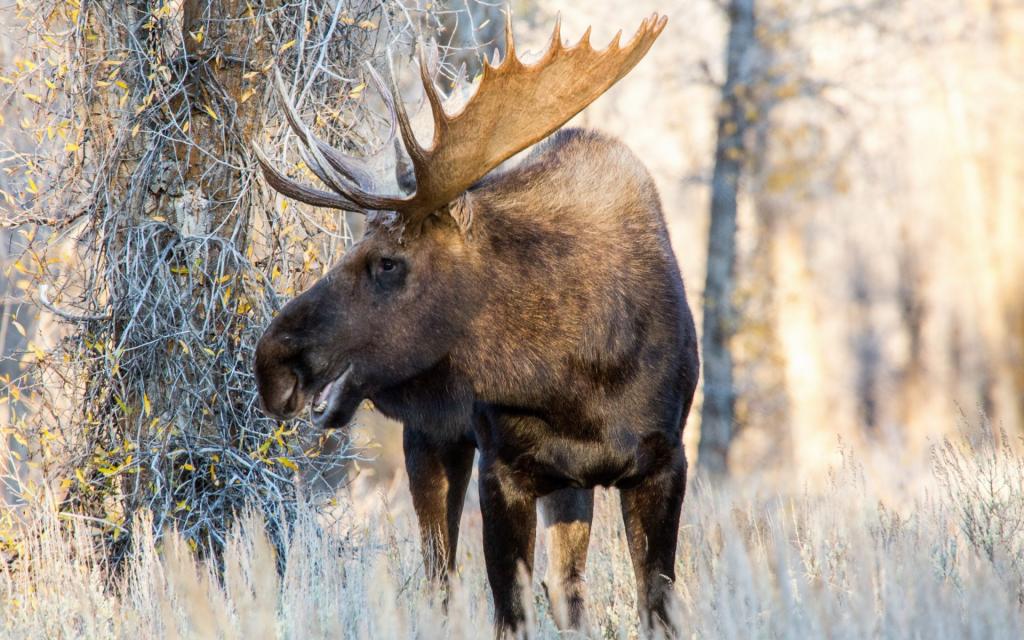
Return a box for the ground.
[1,421,1022,639]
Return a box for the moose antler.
[254,12,668,223]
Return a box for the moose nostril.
[256,370,300,419]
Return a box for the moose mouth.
[309,364,360,429]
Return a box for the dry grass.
[1,421,1022,639]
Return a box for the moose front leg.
[479,457,537,637]
[404,427,476,586]
[538,487,593,632]
[619,447,687,635]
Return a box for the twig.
[38,285,110,323]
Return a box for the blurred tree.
[0,231,36,504]
[849,247,881,431]
[0,26,44,506]
[699,0,757,475]
[699,0,904,472]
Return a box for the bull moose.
[253,12,698,636]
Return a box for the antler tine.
[365,62,398,150]
[550,14,563,51]
[251,143,363,210]
[503,9,516,62]
[269,67,408,211]
[417,46,450,151]
[578,25,593,48]
[296,65,395,191]
[387,51,428,172]
[271,69,369,195]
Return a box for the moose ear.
[439,193,475,235]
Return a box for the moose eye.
[371,256,406,290]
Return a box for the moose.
[253,12,698,636]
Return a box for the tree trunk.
[699,0,757,475]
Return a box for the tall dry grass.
[1,418,1022,639]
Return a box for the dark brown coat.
[256,127,698,633]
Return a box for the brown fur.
[255,128,699,635]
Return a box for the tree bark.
[699,0,757,475]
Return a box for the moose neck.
[447,143,595,407]
[442,127,680,415]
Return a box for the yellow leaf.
[26,178,38,194]
[279,39,296,53]
[23,92,42,103]
[358,20,378,30]
[276,457,299,472]
[65,142,79,152]
[348,82,366,98]
[203,103,218,120]
[28,341,45,361]
[142,393,151,417]
[181,463,195,471]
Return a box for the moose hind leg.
[619,448,687,635]
[539,487,593,632]
[479,457,537,637]
[404,427,475,585]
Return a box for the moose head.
[253,13,668,429]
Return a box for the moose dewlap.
[253,12,698,637]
